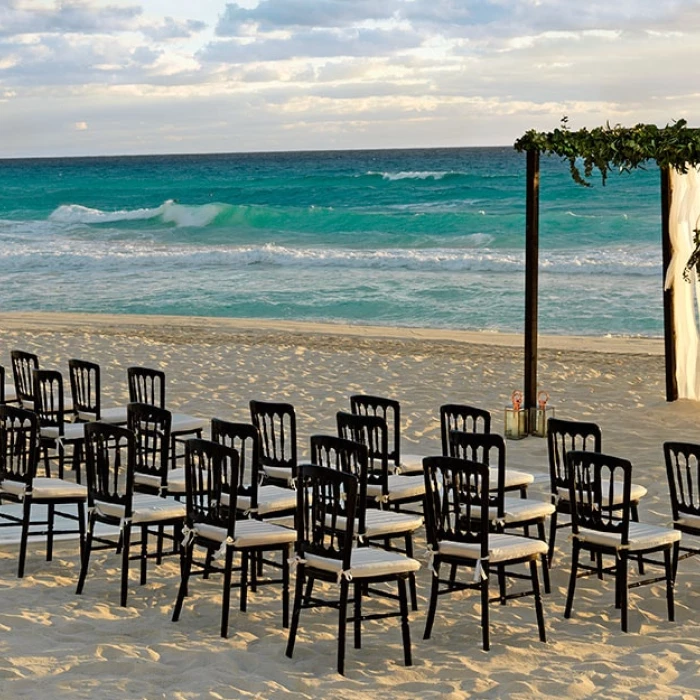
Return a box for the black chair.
[547,418,647,565]
[442,403,533,497]
[350,394,423,475]
[11,350,39,409]
[33,369,86,481]
[285,464,419,675]
[249,400,298,487]
[564,449,679,632]
[449,430,554,593]
[336,411,425,511]
[663,441,700,575]
[76,421,187,606]
[422,455,547,650]
[310,434,423,609]
[0,405,87,578]
[69,359,127,424]
[211,418,296,520]
[1,365,18,405]
[127,366,205,467]
[172,438,296,637]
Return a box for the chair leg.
[221,546,235,638]
[285,565,306,660]
[547,508,558,567]
[46,503,55,562]
[664,546,675,623]
[672,540,680,581]
[498,565,507,605]
[337,578,350,675]
[481,563,490,651]
[18,498,32,578]
[423,561,440,640]
[537,520,551,594]
[77,501,86,567]
[397,576,413,666]
[564,542,580,619]
[282,546,290,629]
[140,525,148,585]
[405,533,418,611]
[530,558,547,642]
[353,580,362,649]
[619,551,629,632]
[240,548,249,613]
[76,512,95,595]
[120,525,132,607]
[172,541,194,622]
[303,574,315,605]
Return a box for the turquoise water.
[0,147,664,336]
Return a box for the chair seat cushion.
[171,413,207,435]
[398,453,424,475]
[366,474,425,502]
[238,485,297,516]
[95,494,186,523]
[502,497,556,524]
[305,546,421,579]
[41,422,86,441]
[676,513,700,531]
[134,467,188,494]
[494,467,535,491]
[195,519,296,548]
[363,510,424,537]
[439,533,548,563]
[557,479,648,506]
[77,406,128,424]
[1,477,87,500]
[574,521,681,551]
[262,465,295,484]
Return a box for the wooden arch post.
[524,149,540,410]
[661,166,679,402]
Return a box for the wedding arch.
[514,119,700,408]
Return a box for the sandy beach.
[2,311,700,698]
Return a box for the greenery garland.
[514,117,700,278]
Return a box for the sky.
[1,0,699,157]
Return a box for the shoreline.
[0,311,664,356]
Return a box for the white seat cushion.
[493,467,535,491]
[503,497,556,524]
[305,546,421,579]
[1,477,87,500]
[439,532,548,563]
[574,521,681,551]
[262,465,295,484]
[195,519,296,548]
[133,467,187,494]
[95,494,186,524]
[363,510,423,537]
[41,422,86,441]
[171,413,207,435]
[134,472,164,491]
[237,485,297,516]
[366,474,425,502]
[76,406,128,424]
[676,513,700,531]
[398,453,424,475]
[557,480,648,506]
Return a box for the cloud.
[141,16,207,41]
[74,121,88,130]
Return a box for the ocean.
[0,147,665,337]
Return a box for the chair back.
[84,422,135,514]
[336,411,389,493]
[547,418,602,496]
[127,402,171,488]
[127,366,166,409]
[249,400,297,476]
[566,450,631,544]
[69,359,101,420]
[11,350,39,407]
[310,434,369,534]
[422,455,490,558]
[0,405,39,485]
[0,365,5,405]
[211,418,261,509]
[184,438,239,535]
[295,463,357,570]
[33,369,66,434]
[439,404,491,455]
[664,441,700,524]
[350,394,402,470]
[448,430,505,516]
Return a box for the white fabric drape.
[665,166,700,400]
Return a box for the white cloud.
[74,120,88,130]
